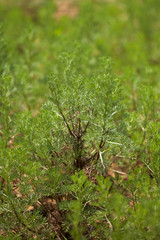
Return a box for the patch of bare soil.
[54,1,79,19]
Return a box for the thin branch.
[58,105,77,138]
[110,168,127,175]
[69,112,76,134]
[143,161,154,174]
[82,201,91,211]
[53,151,60,158]
[106,140,123,146]
[78,118,81,136]
[99,138,105,148]
[104,215,113,231]
[82,121,90,135]
[99,151,105,169]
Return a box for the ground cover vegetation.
[0,0,160,239]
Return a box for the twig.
[58,105,77,138]
[110,169,127,175]
[69,112,76,134]
[104,215,113,231]
[99,138,105,148]
[82,121,90,135]
[143,161,154,173]
[54,151,60,158]
[78,118,81,136]
[99,151,105,169]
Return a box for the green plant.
[47,54,127,170]
[1,0,160,239]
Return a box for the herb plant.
[0,0,160,239]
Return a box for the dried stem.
[58,105,76,138]
[82,121,90,135]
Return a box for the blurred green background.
[0,0,160,112]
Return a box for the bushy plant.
[1,0,160,239]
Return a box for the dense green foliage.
[0,0,160,239]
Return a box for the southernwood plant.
[1,0,160,239]
[1,52,160,240]
[0,54,129,239]
[46,55,127,170]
